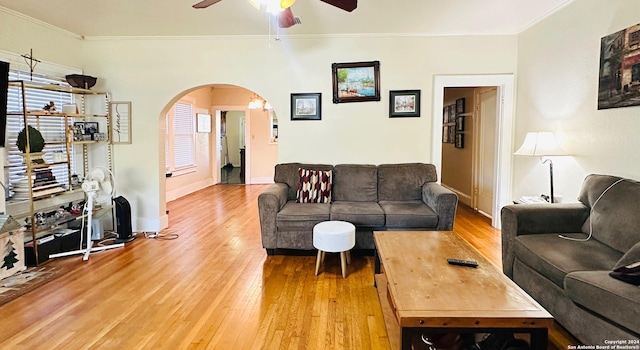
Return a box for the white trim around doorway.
[432,75,515,229]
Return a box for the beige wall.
[515,0,640,203]
[82,35,516,231]
[442,88,474,206]
[1,10,517,230]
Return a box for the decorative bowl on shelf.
[65,74,97,89]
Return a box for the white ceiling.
[0,0,574,37]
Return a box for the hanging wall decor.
[331,61,380,103]
[598,22,640,109]
[109,101,132,144]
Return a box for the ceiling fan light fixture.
[248,94,265,109]
[280,0,296,9]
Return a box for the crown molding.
[0,6,82,40]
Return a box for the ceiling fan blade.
[320,0,357,12]
[278,7,297,28]
[193,0,223,9]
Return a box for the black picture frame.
[456,98,465,114]
[331,61,380,103]
[73,122,85,140]
[291,93,322,121]
[389,90,420,118]
[455,133,464,148]
[84,121,99,135]
[455,116,464,132]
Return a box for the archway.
[160,83,279,208]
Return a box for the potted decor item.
[16,125,46,164]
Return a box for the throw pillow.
[296,168,332,203]
[609,241,640,285]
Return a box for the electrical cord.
[142,229,179,240]
[559,178,625,242]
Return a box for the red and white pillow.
[296,168,333,203]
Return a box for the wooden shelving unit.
[6,80,112,265]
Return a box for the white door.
[474,87,497,218]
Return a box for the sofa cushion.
[578,174,640,253]
[330,201,385,227]
[514,234,622,288]
[379,200,438,228]
[277,201,330,223]
[295,168,332,203]
[378,163,437,201]
[565,270,640,335]
[274,163,334,200]
[332,164,378,202]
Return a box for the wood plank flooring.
[0,184,575,349]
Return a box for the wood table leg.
[346,250,351,264]
[340,251,347,278]
[315,250,322,276]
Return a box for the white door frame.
[432,75,515,228]
[212,105,251,184]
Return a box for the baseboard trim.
[250,177,274,184]
[166,178,215,202]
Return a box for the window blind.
[168,101,195,171]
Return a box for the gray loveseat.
[258,163,458,254]
[501,174,640,344]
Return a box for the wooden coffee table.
[373,231,553,350]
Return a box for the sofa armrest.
[258,183,289,249]
[422,183,458,231]
[501,203,590,278]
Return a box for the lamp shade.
[514,132,566,157]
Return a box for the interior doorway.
[433,75,515,229]
[214,107,250,185]
[218,110,246,184]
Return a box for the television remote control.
[447,258,478,268]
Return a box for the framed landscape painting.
[389,90,420,118]
[331,61,380,103]
[291,93,321,120]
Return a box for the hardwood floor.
[0,185,575,349]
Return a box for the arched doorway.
[163,84,279,204]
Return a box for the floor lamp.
[514,132,567,203]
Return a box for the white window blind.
[6,71,74,189]
[166,100,195,172]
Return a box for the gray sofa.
[501,174,640,344]
[258,163,458,254]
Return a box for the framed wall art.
[455,98,465,114]
[598,22,640,109]
[389,90,420,118]
[455,133,465,149]
[331,61,380,103]
[197,113,212,133]
[455,116,465,131]
[109,101,132,144]
[291,93,321,120]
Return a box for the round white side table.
[313,221,356,278]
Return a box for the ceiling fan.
[192,0,357,28]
